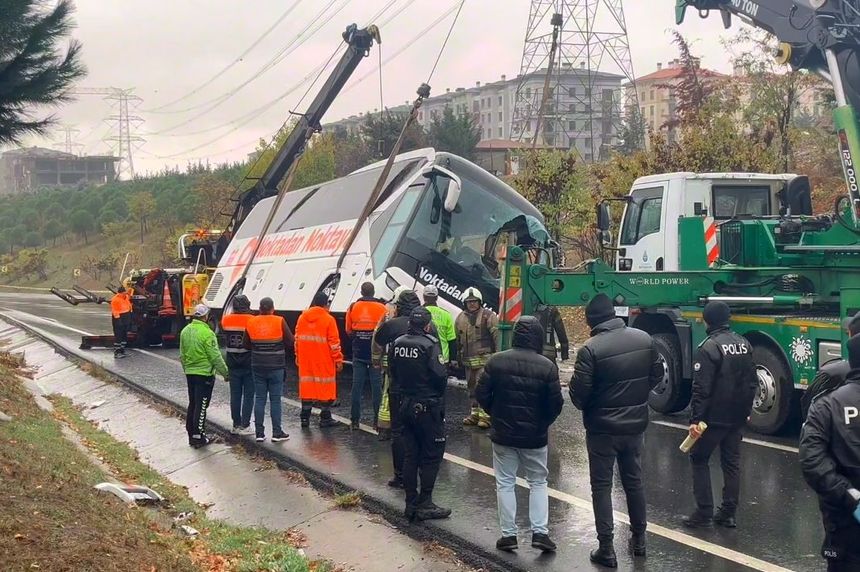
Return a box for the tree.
[427,106,481,160]
[293,133,336,189]
[361,111,427,160]
[128,191,156,243]
[193,174,236,229]
[332,130,373,177]
[659,31,723,129]
[0,0,86,144]
[617,107,647,155]
[69,209,95,244]
[23,231,41,247]
[15,248,48,280]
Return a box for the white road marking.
[0,308,799,570]
[652,420,799,454]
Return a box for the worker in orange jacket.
[295,292,344,428]
[345,282,387,430]
[110,286,133,358]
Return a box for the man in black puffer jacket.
[476,316,563,553]
[571,294,662,568]
[683,301,757,530]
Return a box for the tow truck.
[497,0,860,435]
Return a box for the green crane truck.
[498,0,860,435]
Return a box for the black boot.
[629,532,646,557]
[714,507,737,529]
[682,511,714,528]
[300,417,310,428]
[590,539,617,568]
[387,476,404,488]
[415,500,451,521]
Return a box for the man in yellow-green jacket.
[422,285,456,364]
[180,304,229,448]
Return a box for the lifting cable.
[334,0,468,274]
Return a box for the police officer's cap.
[409,306,432,329]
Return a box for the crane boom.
[676,0,860,226]
[227,24,380,235]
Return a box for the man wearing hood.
[221,295,255,435]
[391,307,451,521]
[684,301,757,530]
[571,294,663,568]
[295,292,344,428]
[476,316,563,553]
[373,289,437,488]
[801,333,860,571]
[455,287,500,429]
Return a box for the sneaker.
[190,436,211,449]
[230,426,241,435]
[255,434,266,442]
[387,477,404,489]
[463,414,479,426]
[239,426,255,436]
[496,536,518,552]
[114,352,128,359]
[682,512,714,528]
[714,509,737,529]
[319,417,339,428]
[477,418,491,429]
[271,432,289,442]
[531,533,556,553]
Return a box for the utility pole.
[67,87,145,179]
[512,0,639,161]
[53,125,83,155]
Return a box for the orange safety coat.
[295,306,343,402]
[110,292,132,319]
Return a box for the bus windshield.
[389,154,547,308]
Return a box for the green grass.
[51,394,334,572]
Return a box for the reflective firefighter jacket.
[534,304,570,362]
[295,306,343,402]
[243,314,294,371]
[455,308,500,368]
[110,292,132,319]
[220,311,252,369]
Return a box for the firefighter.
[800,333,860,571]
[110,286,133,358]
[345,282,387,430]
[454,287,499,429]
[684,301,758,529]
[374,286,410,441]
[221,295,255,435]
[534,303,570,363]
[244,297,293,443]
[391,306,451,522]
[423,285,456,364]
[373,289,434,488]
[179,304,228,448]
[295,292,344,429]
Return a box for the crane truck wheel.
[648,333,689,414]
[748,344,793,435]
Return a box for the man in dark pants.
[179,304,229,448]
[373,290,435,488]
[801,333,860,571]
[391,307,451,521]
[571,294,662,568]
[534,303,570,363]
[110,286,133,358]
[683,301,757,529]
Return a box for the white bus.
[204,148,548,356]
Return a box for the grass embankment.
[0,350,331,572]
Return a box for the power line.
[426,0,466,84]
[148,0,349,134]
[144,0,307,113]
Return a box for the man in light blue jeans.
[476,316,564,552]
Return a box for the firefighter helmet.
[463,287,483,303]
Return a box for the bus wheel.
[748,344,793,435]
[649,333,689,414]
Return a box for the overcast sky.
[11,0,744,175]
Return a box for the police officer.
[390,307,451,522]
[800,334,860,571]
[683,301,757,529]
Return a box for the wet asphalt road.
[0,292,826,572]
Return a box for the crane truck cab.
[204,148,548,356]
[614,172,810,273]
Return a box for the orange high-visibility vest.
[110,292,132,319]
[345,299,387,334]
[246,314,287,370]
[220,313,252,355]
[295,306,343,402]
